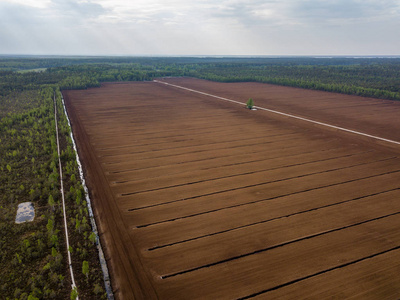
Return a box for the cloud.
[0,0,399,55]
[0,2,50,53]
[289,0,400,25]
[50,0,107,20]
[200,0,400,30]
[0,2,46,24]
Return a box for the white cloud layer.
[0,0,399,55]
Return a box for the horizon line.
[1,54,400,59]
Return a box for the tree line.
[1,56,400,100]
[185,62,400,100]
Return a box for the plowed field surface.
[63,78,400,299]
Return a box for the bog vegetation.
[1,55,400,299]
[0,87,106,299]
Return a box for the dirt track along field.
[63,78,400,299]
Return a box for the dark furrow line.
[98,137,197,154]
[119,150,371,195]
[160,210,400,279]
[126,156,397,211]
[95,126,257,150]
[147,187,400,251]
[88,115,230,124]
[200,146,345,171]
[102,135,298,165]
[96,130,250,154]
[237,245,400,300]
[89,115,236,129]
[94,123,246,136]
[108,144,344,179]
[131,167,400,228]
[100,132,297,161]
[113,146,351,184]
[96,127,293,151]
[101,135,297,163]
[105,135,304,170]
[93,129,235,148]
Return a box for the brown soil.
[63,78,400,299]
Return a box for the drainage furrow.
[114,146,351,184]
[95,124,251,147]
[119,150,371,194]
[128,157,397,213]
[147,187,400,251]
[106,135,305,170]
[101,132,298,163]
[161,210,400,279]
[96,126,263,151]
[134,167,399,228]
[237,245,400,299]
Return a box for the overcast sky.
[1,0,399,56]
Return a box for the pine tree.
[246,98,254,109]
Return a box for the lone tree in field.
[246,98,254,109]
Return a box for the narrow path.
[154,80,400,147]
[54,93,78,298]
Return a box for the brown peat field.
[64,78,400,299]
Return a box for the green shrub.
[246,98,254,109]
